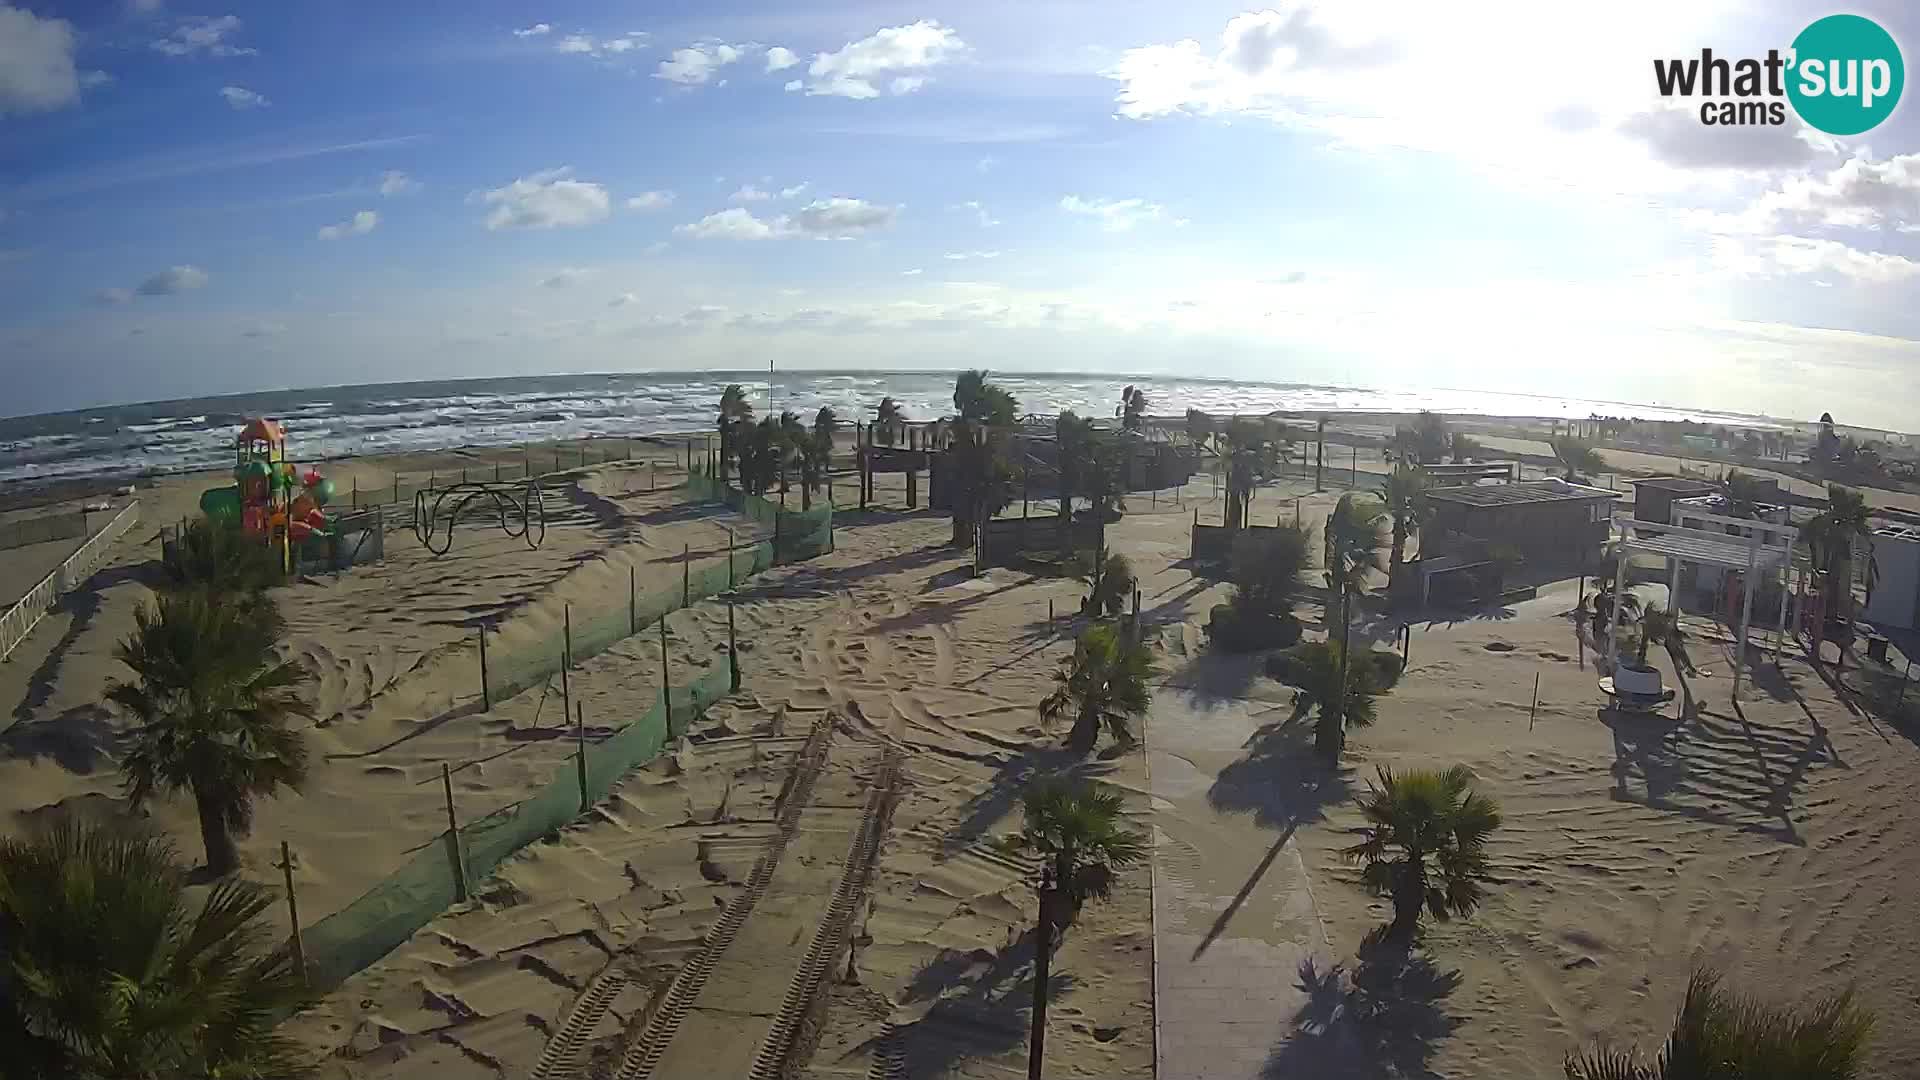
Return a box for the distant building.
[1629,476,1718,525]
[1866,526,1920,630]
[1424,479,1619,568]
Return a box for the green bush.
[1206,604,1302,653]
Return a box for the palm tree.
[1801,484,1877,629]
[1277,639,1385,732]
[717,384,754,484]
[1081,434,1127,527]
[1117,386,1148,432]
[1320,494,1389,757]
[1038,623,1156,753]
[1566,968,1873,1080]
[0,818,312,1079]
[1208,525,1311,652]
[110,591,312,877]
[796,405,835,510]
[1450,433,1481,463]
[948,370,1019,547]
[1055,410,1095,535]
[1342,765,1501,939]
[1551,436,1604,481]
[1184,408,1213,453]
[1222,418,1278,530]
[1072,545,1134,618]
[776,410,807,499]
[164,516,282,594]
[1378,464,1432,596]
[737,416,783,494]
[1409,410,1449,464]
[1015,780,1147,1080]
[873,396,904,446]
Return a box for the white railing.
[0,500,140,662]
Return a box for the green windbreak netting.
[299,478,826,991]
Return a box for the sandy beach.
[4,417,1919,1078]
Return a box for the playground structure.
[411,479,548,556]
[197,418,339,569]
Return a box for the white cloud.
[783,79,802,92]
[540,268,590,288]
[556,32,644,58]
[779,182,809,198]
[79,69,112,89]
[952,200,999,227]
[476,167,611,230]
[379,170,420,196]
[792,197,896,236]
[790,20,964,99]
[0,4,79,115]
[219,85,267,109]
[96,287,133,305]
[1107,7,1388,120]
[609,292,638,307]
[1753,153,1920,232]
[241,321,285,338]
[943,250,1001,261]
[655,42,744,85]
[675,207,781,240]
[902,268,923,276]
[151,14,255,57]
[765,46,799,72]
[674,197,898,240]
[317,209,378,240]
[976,155,996,173]
[514,23,551,37]
[1619,105,1827,172]
[731,184,770,202]
[1719,234,1920,285]
[1060,195,1164,231]
[626,190,674,210]
[135,265,208,295]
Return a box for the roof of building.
[1425,479,1619,508]
[1629,476,1719,494]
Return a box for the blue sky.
[2,1,1918,428]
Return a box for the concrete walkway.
[1148,687,1337,1080]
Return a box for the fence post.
[774,508,783,561]
[478,626,490,711]
[727,526,736,588]
[441,764,468,902]
[278,842,307,987]
[651,461,657,492]
[629,566,637,634]
[575,702,590,812]
[560,604,572,728]
[728,601,740,691]
[659,618,672,732]
[1190,509,1197,560]
[352,476,359,508]
[495,461,501,483]
[1529,672,1541,730]
[392,476,399,503]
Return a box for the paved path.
[1148,687,1337,1080]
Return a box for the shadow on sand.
[1264,935,1463,1079]
[888,927,1077,1078]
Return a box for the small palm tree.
[949,370,1019,547]
[1222,418,1278,530]
[111,591,312,877]
[1801,484,1878,626]
[1409,410,1449,464]
[1451,433,1481,463]
[0,818,312,1078]
[1343,765,1501,939]
[1378,464,1432,595]
[874,396,903,446]
[1634,605,1686,670]
[1320,494,1389,757]
[165,517,282,594]
[737,416,783,494]
[1055,410,1095,532]
[1552,436,1604,480]
[717,384,754,483]
[1014,780,1147,1080]
[1072,546,1134,618]
[1184,408,1213,453]
[1117,386,1148,432]
[1565,968,1873,1080]
[1039,623,1156,753]
[1278,639,1385,731]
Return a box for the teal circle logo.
[1787,14,1904,135]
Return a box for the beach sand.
[4,426,1920,1077]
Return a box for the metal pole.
[660,618,672,732]
[575,701,590,811]
[1774,561,1790,666]
[728,601,740,691]
[478,626,490,711]
[279,842,307,986]
[1605,547,1628,670]
[1733,534,1758,700]
[441,763,468,902]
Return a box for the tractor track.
[746,745,903,1080]
[527,715,835,1080]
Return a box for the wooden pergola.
[1607,509,1798,700]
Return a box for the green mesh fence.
[298,477,828,991]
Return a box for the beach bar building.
[1423,479,1619,568]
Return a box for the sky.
[1,1,1918,428]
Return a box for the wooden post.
[441,764,468,901]
[561,605,572,728]
[352,475,359,508]
[651,461,657,492]
[478,626,490,711]
[1190,509,1198,560]
[1028,876,1054,1080]
[659,618,672,731]
[1529,672,1540,730]
[279,842,307,987]
[629,566,638,634]
[683,545,691,608]
[575,701,590,811]
[727,526,736,588]
[728,601,741,691]
[392,476,399,503]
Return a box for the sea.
[0,371,1776,489]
